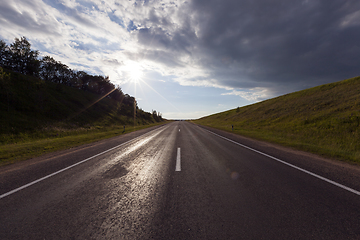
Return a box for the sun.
[126,62,143,83]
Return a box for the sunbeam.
[66,88,117,121]
[138,78,182,113]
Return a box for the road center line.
[203,128,360,196]
[0,125,169,200]
[175,147,181,171]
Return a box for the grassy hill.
[194,76,360,164]
[0,67,165,165]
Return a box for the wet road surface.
[1,121,360,239]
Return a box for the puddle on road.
[103,164,128,179]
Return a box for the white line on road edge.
[203,128,360,196]
[0,125,169,200]
[175,147,181,171]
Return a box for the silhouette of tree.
[0,67,11,111]
[0,40,10,68]
[9,37,39,76]
[0,36,163,122]
[40,56,75,85]
[109,86,124,102]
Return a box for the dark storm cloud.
[136,7,197,55]
[187,0,360,93]
[134,0,360,96]
[136,23,198,67]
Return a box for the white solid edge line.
[0,125,169,200]
[203,128,360,196]
[175,147,181,171]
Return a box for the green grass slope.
[194,76,360,164]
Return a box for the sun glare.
[126,62,143,83]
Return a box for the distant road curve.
[1,121,359,239]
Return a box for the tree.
[97,76,114,95]
[9,37,39,76]
[1,36,154,120]
[73,71,87,89]
[0,67,11,111]
[40,56,75,85]
[40,56,57,82]
[123,94,135,107]
[109,86,124,102]
[78,72,92,91]
[0,40,10,68]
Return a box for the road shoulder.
[195,123,360,193]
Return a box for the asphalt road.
[1,121,360,239]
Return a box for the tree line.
[0,36,163,121]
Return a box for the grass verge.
[0,122,168,166]
[193,76,360,165]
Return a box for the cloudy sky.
[1,0,360,119]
